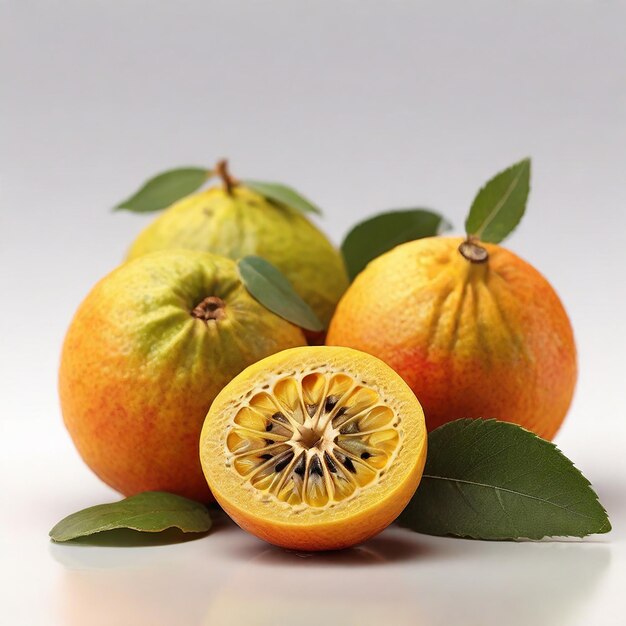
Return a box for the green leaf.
[238,255,324,332]
[115,167,212,213]
[465,158,531,243]
[398,419,611,540]
[341,209,450,281]
[243,180,322,216]
[49,491,212,543]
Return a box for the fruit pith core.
[225,370,402,510]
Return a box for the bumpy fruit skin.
[126,186,349,328]
[59,250,306,501]
[200,346,427,551]
[326,237,577,440]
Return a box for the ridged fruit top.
[59,250,306,501]
[126,186,349,327]
[327,236,577,440]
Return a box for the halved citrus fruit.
[200,346,426,551]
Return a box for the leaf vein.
[474,162,527,239]
[422,474,600,520]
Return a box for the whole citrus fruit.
[59,250,306,501]
[326,237,576,440]
[126,181,348,328]
[200,346,427,551]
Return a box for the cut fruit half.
[200,346,427,551]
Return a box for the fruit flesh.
[59,250,306,501]
[200,346,427,551]
[229,373,400,508]
[327,236,577,440]
[126,186,349,328]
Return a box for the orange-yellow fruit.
[200,346,427,551]
[326,237,577,440]
[59,250,306,501]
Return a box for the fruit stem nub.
[459,236,489,264]
[191,296,226,321]
[215,159,238,195]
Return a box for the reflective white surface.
[1,418,624,626]
[1,1,625,624]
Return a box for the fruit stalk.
[215,159,238,195]
[458,236,489,263]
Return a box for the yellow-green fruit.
[59,249,307,501]
[126,186,349,328]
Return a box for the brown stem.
[191,296,226,321]
[458,236,489,263]
[215,159,238,195]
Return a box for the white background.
[1,1,625,625]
